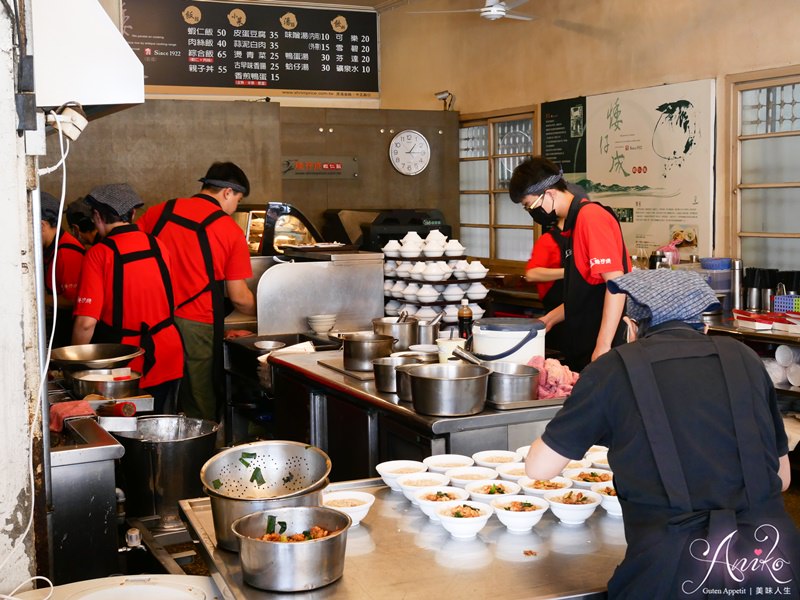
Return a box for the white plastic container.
[471,318,546,364]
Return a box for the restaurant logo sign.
[281,156,358,179]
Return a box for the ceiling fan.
[409,0,535,22]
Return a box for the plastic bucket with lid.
[471,318,546,364]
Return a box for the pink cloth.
[49,400,95,432]
[527,356,579,399]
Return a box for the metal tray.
[489,397,566,411]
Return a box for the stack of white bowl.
[308,313,337,334]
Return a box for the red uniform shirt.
[526,231,562,299]
[44,230,84,303]
[137,196,252,324]
[569,201,631,284]
[74,226,184,388]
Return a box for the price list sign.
[121,0,379,98]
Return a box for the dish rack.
[382,244,488,326]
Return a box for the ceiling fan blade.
[503,0,530,10]
[408,8,483,14]
[504,12,535,21]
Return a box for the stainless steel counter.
[180,478,627,600]
[269,350,564,435]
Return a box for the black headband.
[198,177,247,194]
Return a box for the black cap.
[86,183,144,217]
[40,192,60,223]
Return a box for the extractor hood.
[32,0,144,112]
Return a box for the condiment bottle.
[457,299,473,339]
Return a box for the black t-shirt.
[542,323,788,512]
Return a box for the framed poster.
[541,96,587,175]
[586,79,716,258]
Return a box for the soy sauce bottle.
[457,299,473,339]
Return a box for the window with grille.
[459,113,536,265]
[731,69,800,269]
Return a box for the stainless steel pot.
[69,368,142,399]
[453,346,539,403]
[407,363,490,416]
[372,316,418,351]
[372,356,422,394]
[50,343,145,383]
[341,333,396,371]
[207,486,324,551]
[416,320,441,346]
[394,363,419,402]
[233,506,350,592]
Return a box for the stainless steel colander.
[200,440,331,500]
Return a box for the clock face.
[389,130,431,175]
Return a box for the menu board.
[586,79,715,258]
[541,97,586,175]
[120,0,379,98]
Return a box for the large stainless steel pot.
[372,356,422,394]
[341,333,395,371]
[372,316,418,351]
[114,416,219,529]
[407,363,490,416]
[233,506,351,592]
[69,368,142,399]
[206,486,324,551]
[453,346,539,403]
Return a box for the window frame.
[459,106,537,271]
[726,65,800,261]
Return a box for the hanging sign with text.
[120,0,379,98]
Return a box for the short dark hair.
[508,156,567,203]
[201,162,250,197]
[88,202,133,225]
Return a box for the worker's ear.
[623,316,638,343]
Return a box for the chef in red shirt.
[510,157,630,371]
[73,184,184,413]
[137,162,256,421]
[40,191,85,348]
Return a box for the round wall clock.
[389,129,431,175]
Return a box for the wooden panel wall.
[41,101,459,237]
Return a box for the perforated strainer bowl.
[200,440,331,501]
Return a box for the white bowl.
[436,500,493,539]
[466,289,489,300]
[445,247,466,257]
[469,305,486,320]
[562,468,614,489]
[519,476,573,496]
[453,270,468,280]
[563,458,592,471]
[408,344,438,354]
[310,323,336,334]
[442,291,466,302]
[586,451,610,470]
[465,479,521,503]
[422,248,445,257]
[423,454,474,474]
[375,460,427,491]
[445,466,498,488]
[414,486,470,520]
[383,249,400,258]
[308,313,336,321]
[591,483,622,517]
[322,490,376,526]
[491,495,550,533]
[467,268,490,280]
[396,472,451,504]
[443,314,458,324]
[422,273,448,282]
[542,489,601,525]
[399,248,422,258]
[515,445,531,459]
[472,450,522,468]
[495,462,529,482]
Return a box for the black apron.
[610,333,800,599]
[150,196,228,415]
[562,196,628,371]
[541,227,568,356]
[92,225,176,379]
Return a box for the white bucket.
[471,318,546,365]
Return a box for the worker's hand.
[224,329,255,339]
[591,342,612,363]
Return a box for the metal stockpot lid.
[473,318,545,332]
